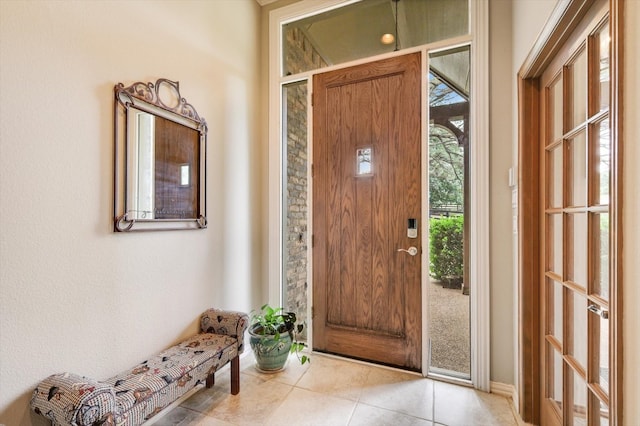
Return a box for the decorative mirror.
[113,78,207,231]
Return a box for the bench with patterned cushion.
[30,308,248,425]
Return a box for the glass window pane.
[570,368,588,426]
[568,131,587,207]
[547,213,563,276]
[428,46,470,380]
[549,346,564,411]
[547,144,563,208]
[592,119,610,206]
[547,278,564,340]
[283,81,309,336]
[550,76,564,141]
[594,303,610,394]
[591,212,610,300]
[595,23,610,113]
[571,290,588,369]
[568,213,588,287]
[591,392,610,426]
[570,48,587,129]
[283,0,469,75]
[356,147,373,176]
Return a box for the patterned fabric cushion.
[107,333,238,424]
[30,373,116,425]
[200,308,248,353]
[31,308,249,426]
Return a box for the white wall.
[0,1,262,425]
[510,0,558,412]
[489,0,516,386]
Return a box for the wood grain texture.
[524,1,618,424]
[313,53,422,370]
[518,75,542,424]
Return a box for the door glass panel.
[541,8,613,424]
[568,213,588,287]
[428,46,470,380]
[570,48,587,129]
[591,212,610,300]
[595,304,610,394]
[546,278,563,340]
[552,279,563,340]
[571,291,588,369]
[568,131,587,207]
[570,368,588,426]
[592,393,610,426]
[548,213,563,276]
[550,347,564,411]
[595,23,610,113]
[592,119,610,206]
[283,81,309,337]
[548,144,563,208]
[283,0,469,76]
[550,76,564,141]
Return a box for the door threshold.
[427,367,473,388]
[311,350,424,377]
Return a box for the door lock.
[587,304,609,319]
[407,218,418,238]
[397,246,418,256]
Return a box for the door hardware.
[407,218,418,238]
[397,246,418,256]
[587,304,609,319]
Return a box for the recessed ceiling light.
[381,33,395,45]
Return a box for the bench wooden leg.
[230,355,240,395]
[206,372,215,388]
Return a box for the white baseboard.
[490,381,534,426]
[490,380,516,399]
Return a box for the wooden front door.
[312,53,422,371]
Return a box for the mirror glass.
[114,79,207,231]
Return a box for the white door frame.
[267,0,490,390]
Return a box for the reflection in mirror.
[114,79,207,231]
[127,108,199,220]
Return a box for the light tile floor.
[154,353,519,426]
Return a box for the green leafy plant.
[250,304,309,365]
[429,215,464,281]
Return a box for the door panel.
[539,0,612,423]
[517,1,621,422]
[313,53,422,370]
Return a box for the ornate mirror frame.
[113,78,207,232]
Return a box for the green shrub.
[429,215,464,280]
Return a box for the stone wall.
[284,26,329,75]
[283,27,327,336]
[285,82,308,335]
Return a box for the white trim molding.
[490,381,532,426]
[268,0,490,389]
[469,0,491,392]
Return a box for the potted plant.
[248,304,309,372]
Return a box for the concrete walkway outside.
[428,279,471,376]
